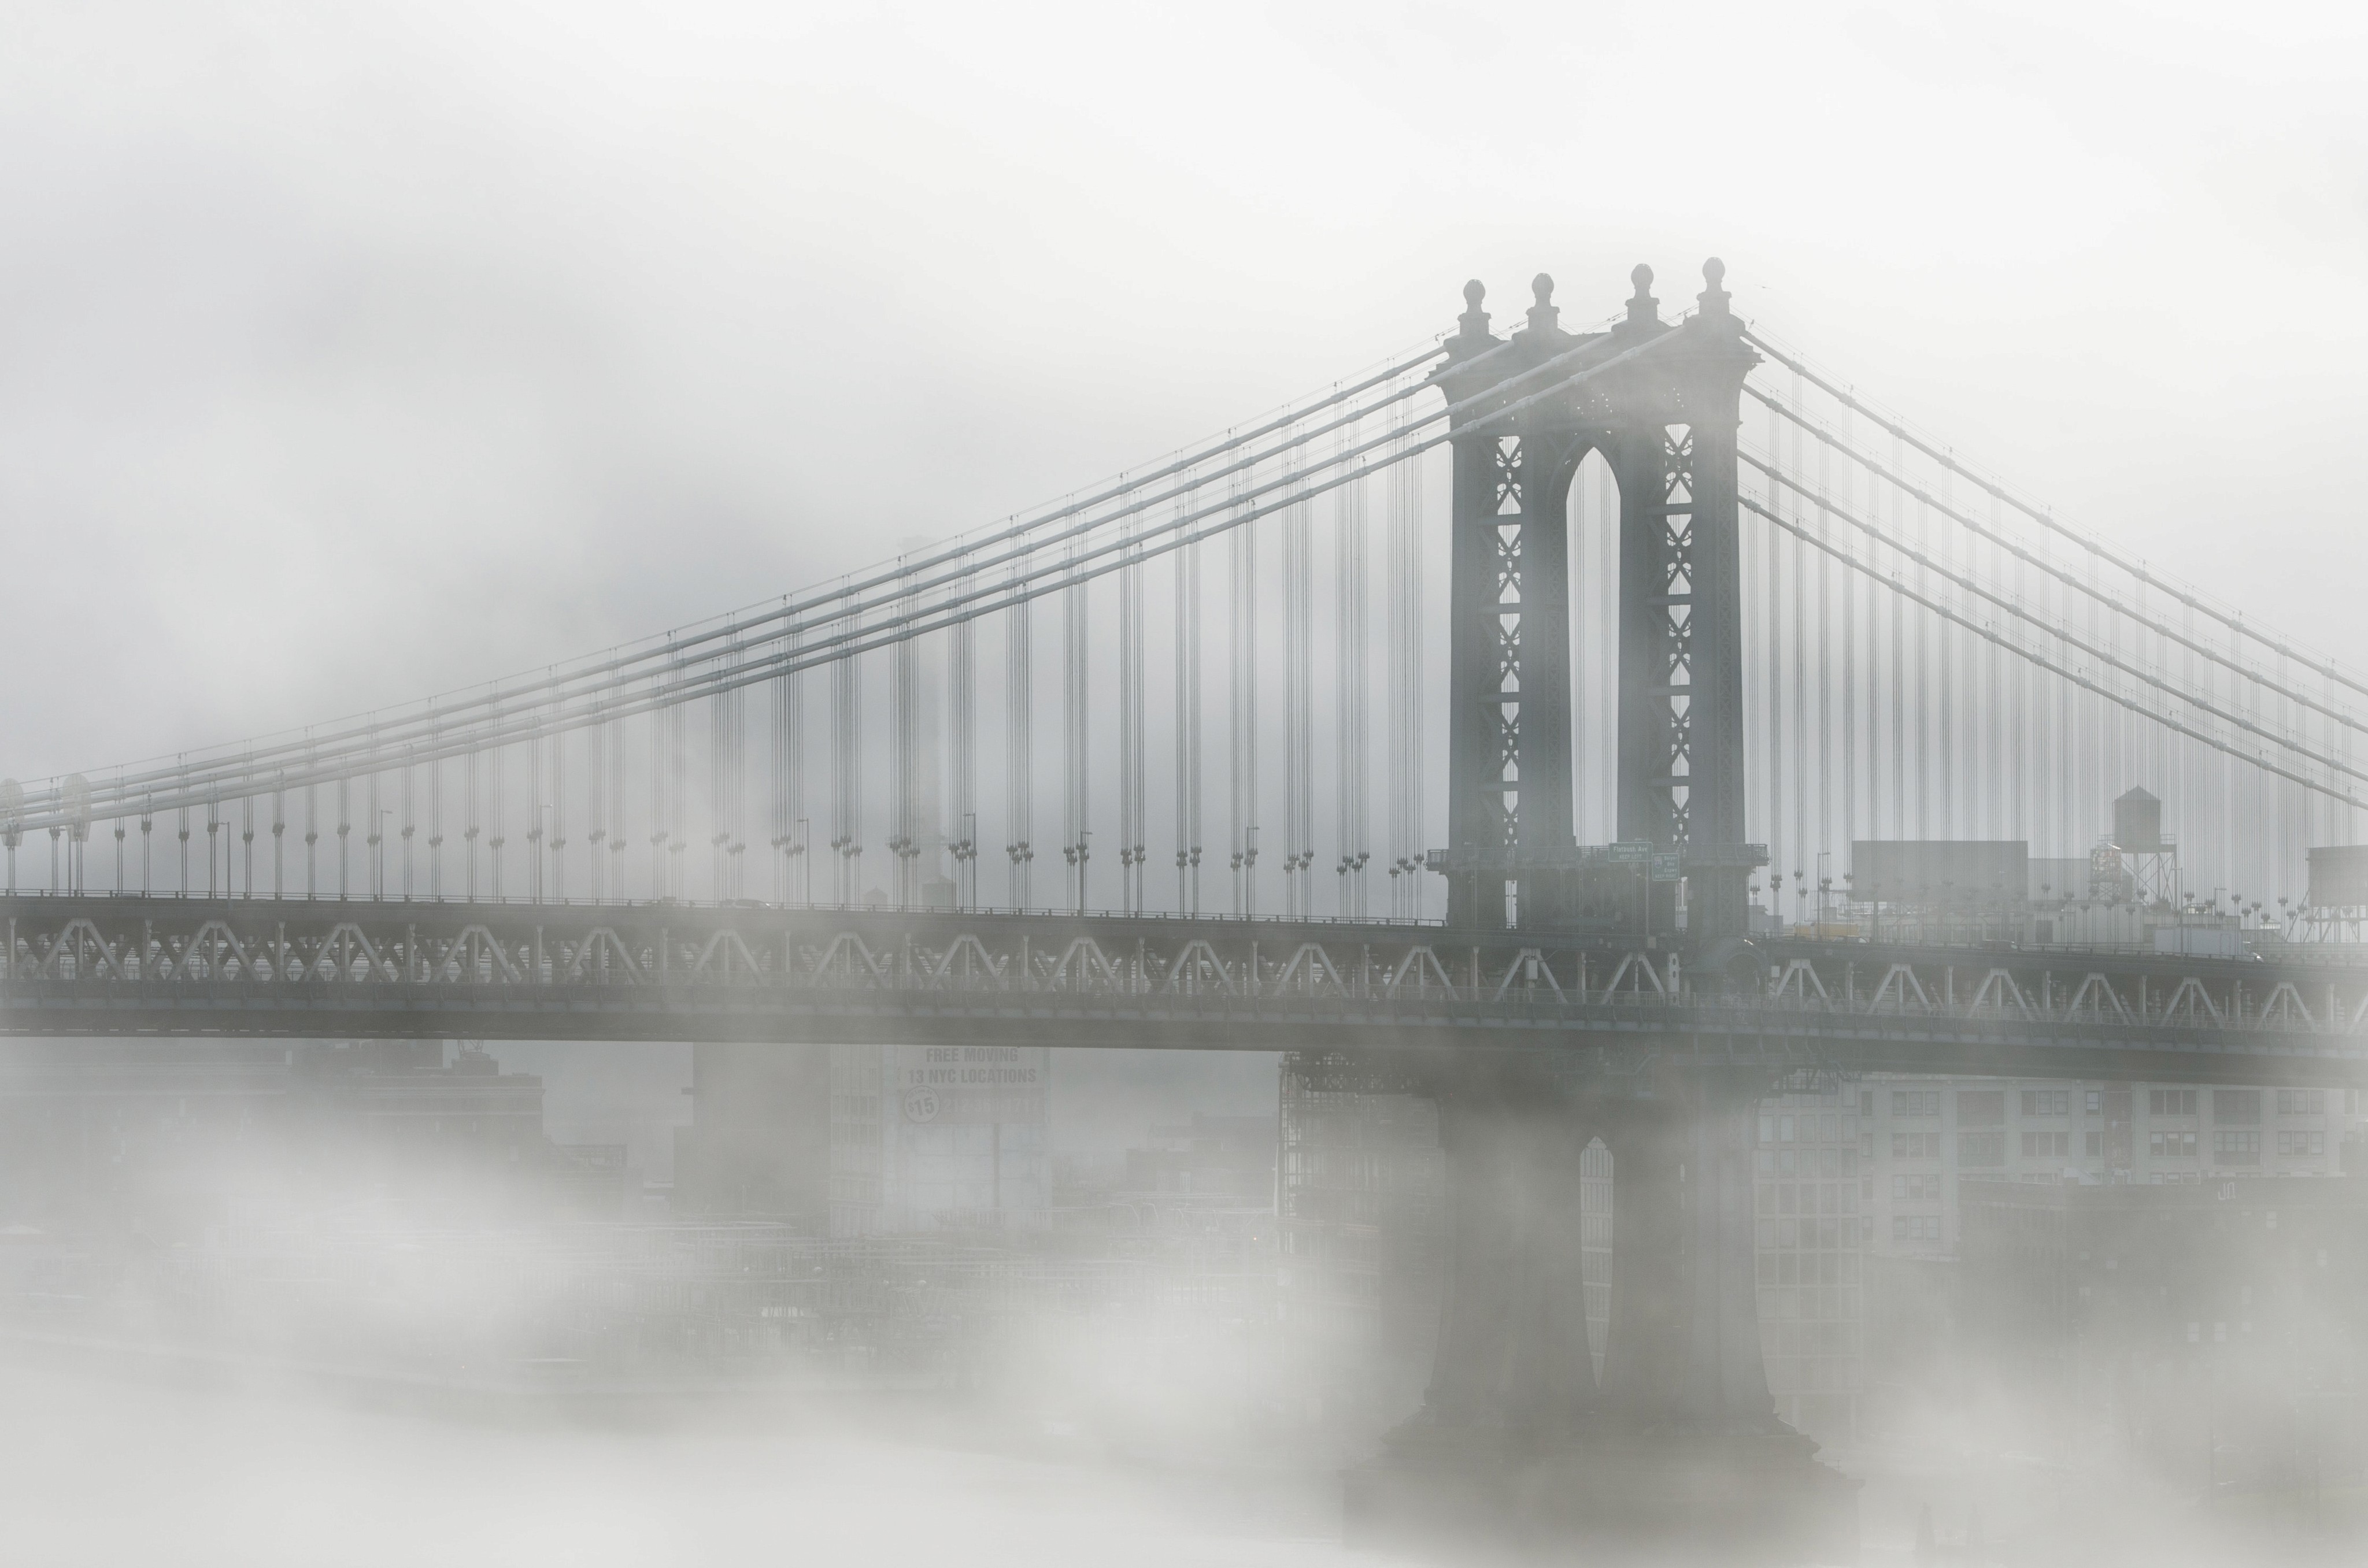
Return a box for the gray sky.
[5,0,2365,778]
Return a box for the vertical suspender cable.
[1064,536,1089,914]
[586,714,604,902]
[649,673,668,900]
[1830,406,1851,902]
[1386,399,1424,918]
[366,768,380,900]
[1912,449,1932,840]
[526,724,543,903]
[894,584,919,908]
[731,653,748,900]
[1176,477,1203,916]
[1285,433,1312,920]
[429,747,445,900]
[464,751,479,900]
[715,658,732,900]
[1889,436,1906,842]
[1006,569,1033,909]
[1767,391,1785,883]
[2006,496,2024,844]
[948,587,974,910]
[552,728,567,902]
[610,708,628,899]
[671,687,690,901]
[1788,382,1807,902]
[1119,519,1144,915]
[493,743,508,900]
[777,629,805,904]
[832,617,860,907]
[401,760,416,900]
[1936,471,1956,839]
[1231,461,1259,915]
[1335,415,1369,917]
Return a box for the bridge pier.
[1344,1055,1857,1564]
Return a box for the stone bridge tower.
[1432,260,1763,944]
[1344,263,1850,1562]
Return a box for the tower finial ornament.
[1698,257,1731,319]
[1457,278,1490,342]
[1525,272,1559,335]
[1625,263,1659,329]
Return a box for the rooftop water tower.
[2112,787,2165,854]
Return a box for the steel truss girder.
[6,897,2368,1085]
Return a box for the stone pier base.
[1344,1425,1859,1566]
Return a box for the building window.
[2086,1090,2103,1115]
[1892,1130,1940,1158]
[2149,1130,2199,1158]
[1892,1173,1941,1202]
[2021,1130,2071,1158]
[2021,1089,2070,1117]
[1891,1215,1942,1241]
[1960,1130,2006,1167]
[2212,1090,2261,1126]
[1892,1089,1940,1117]
[1861,1090,1875,1115]
[2277,1130,2326,1158]
[1958,1089,2006,1127]
[2213,1130,2261,1164]
[2277,1089,2328,1116]
[2085,1130,2104,1157]
[2150,1089,2199,1117]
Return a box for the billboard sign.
[893,1044,1048,1124]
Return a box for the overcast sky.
[5,0,2365,780]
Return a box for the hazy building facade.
[1957,1174,2368,1489]
[1755,1081,1865,1439]
[0,1037,573,1238]
[681,1040,1048,1236]
[1859,1073,2358,1262]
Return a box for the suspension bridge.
[4,260,2364,1554]
[4,260,2363,1073]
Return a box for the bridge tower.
[1356,264,1850,1560]
[1433,261,1763,943]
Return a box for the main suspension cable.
[1742,327,2368,710]
[1744,496,2367,812]
[1747,451,2368,790]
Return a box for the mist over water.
[2,1034,2359,1566]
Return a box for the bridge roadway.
[6,894,2368,1086]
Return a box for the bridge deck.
[3,896,2365,1085]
